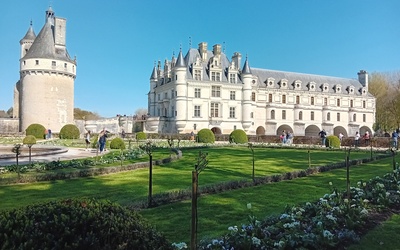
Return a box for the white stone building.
[147,42,375,137]
[14,7,77,133]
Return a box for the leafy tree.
[74,108,102,120]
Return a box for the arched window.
[353,113,357,122]
[271,110,275,119]
[327,112,331,121]
[311,111,315,121]
[299,111,303,120]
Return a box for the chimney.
[198,42,208,61]
[213,44,221,55]
[357,70,368,89]
[231,52,242,70]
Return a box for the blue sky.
[0,0,399,118]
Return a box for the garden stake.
[140,141,155,208]
[191,151,208,250]
[248,143,255,182]
[346,148,351,199]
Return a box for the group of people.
[84,128,109,153]
[280,130,294,145]
[318,129,371,148]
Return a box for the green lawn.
[0,146,395,247]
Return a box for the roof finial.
[30,19,33,26]
[223,41,226,53]
[189,36,192,48]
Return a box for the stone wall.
[0,118,19,134]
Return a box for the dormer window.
[360,87,367,96]
[322,83,329,93]
[308,81,316,91]
[265,77,275,88]
[347,86,355,94]
[279,79,288,89]
[293,80,302,90]
[334,84,342,93]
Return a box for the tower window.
[271,110,275,119]
[310,96,314,105]
[282,95,286,104]
[230,91,236,100]
[311,111,315,121]
[268,94,273,103]
[252,92,256,101]
[52,61,56,67]
[296,95,300,104]
[299,111,303,120]
[282,110,286,120]
[35,60,39,65]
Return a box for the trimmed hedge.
[59,124,80,139]
[110,137,126,150]
[197,128,215,143]
[22,135,37,145]
[25,123,46,139]
[229,129,248,144]
[0,198,173,249]
[136,132,146,140]
[326,135,341,148]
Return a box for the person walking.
[98,129,108,153]
[85,130,91,151]
[318,129,327,146]
[338,132,344,146]
[392,130,398,149]
[354,132,360,148]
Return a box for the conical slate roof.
[20,23,36,43]
[22,18,74,62]
[175,49,186,68]
[241,57,252,75]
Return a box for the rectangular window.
[363,114,366,122]
[171,90,174,98]
[337,113,340,121]
[269,94,273,103]
[337,98,340,107]
[211,86,221,97]
[164,92,168,99]
[211,103,219,117]
[296,96,300,104]
[195,88,201,98]
[350,100,354,108]
[230,91,236,100]
[363,100,366,108]
[64,63,67,68]
[324,98,328,106]
[35,60,39,65]
[194,105,201,117]
[282,95,286,104]
[311,111,314,121]
[252,92,256,101]
[250,112,254,118]
[229,73,236,83]
[229,107,236,118]
[310,96,314,105]
[211,72,220,81]
[52,61,56,67]
[282,110,286,120]
[194,70,201,81]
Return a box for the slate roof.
[22,17,74,63]
[20,24,36,43]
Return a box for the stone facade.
[147,42,376,137]
[14,7,76,133]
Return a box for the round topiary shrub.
[25,123,46,139]
[23,135,37,145]
[136,132,146,141]
[229,129,248,144]
[0,198,173,249]
[326,135,341,148]
[110,137,126,150]
[197,128,215,143]
[59,124,80,139]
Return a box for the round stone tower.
[15,7,77,133]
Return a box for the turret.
[148,64,158,116]
[174,48,187,132]
[241,57,253,131]
[19,21,36,59]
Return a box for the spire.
[20,21,36,43]
[175,48,186,68]
[241,55,252,75]
[150,62,158,80]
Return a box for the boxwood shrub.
[197,128,215,143]
[326,135,341,148]
[22,135,37,145]
[136,131,146,141]
[25,123,46,139]
[110,137,126,150]
[0,198,173,249]
[229,129,248,144]
[59,124,80,139]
